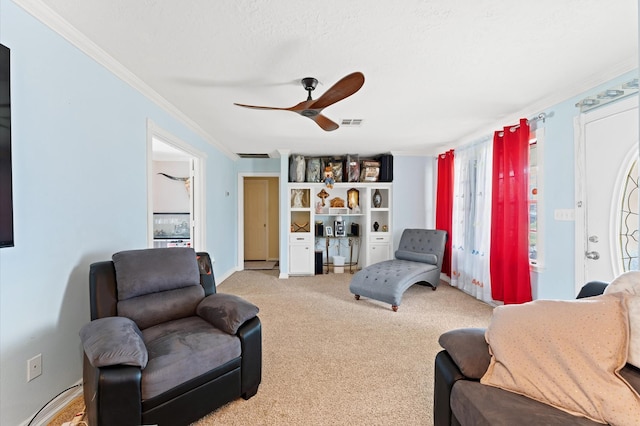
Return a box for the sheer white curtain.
[451,139,494,303]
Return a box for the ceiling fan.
[234,71,365,131]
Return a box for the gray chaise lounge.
[349,229,447,311]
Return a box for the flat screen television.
[0,43,13,248]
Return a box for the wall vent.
[340,119,364,127]
[237,153,271,159]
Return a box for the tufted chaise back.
[112,247,204,329]
[394,229,447,268]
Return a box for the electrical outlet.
[27,354,42,382]
[554,209,575,221]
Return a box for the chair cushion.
[118,285,205,330]
[451,381,601,426]
[80,316,148,368]
[197,293,259,334]
[396,229,446,267]
[141,316,241,400]
[113,247,200,300]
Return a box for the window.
[529,128,544,268]
[619,158,638,272]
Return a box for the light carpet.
[51,270,494,425]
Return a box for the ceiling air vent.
[237,153,271,159]
[340,119,364,127]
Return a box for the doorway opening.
[147,120,206,251]
[238,174,279,270]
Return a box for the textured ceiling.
[26,0,639,157]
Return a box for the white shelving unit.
[366,184,392,266]
[287,182,393,275]
[288,185,314,275]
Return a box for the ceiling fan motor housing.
[301,77,318,91]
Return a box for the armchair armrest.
[197,293,259,334]
[83,353,142,426]
[238,316,262,398]
[80,317,148,368]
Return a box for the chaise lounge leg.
[354,295,360,300]
[392,305,398,312]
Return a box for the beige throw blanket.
[481,294,640,425]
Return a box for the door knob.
[585,251,600,260]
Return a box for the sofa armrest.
[576,281,608,298]
[438,328,490,379]
[434,350,465,426]
[80,317,148,368]
[435,328,490,426]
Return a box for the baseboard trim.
[20,380,82,426]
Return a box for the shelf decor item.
[347,188,360,210]
[317,188,330,206]
[372,189,382,208]
[291,188,307,208]
[373,221,380,232]
[306,158,321,182]
[361,160,380,182]
[346,154,360,182]
[289,154,306,182]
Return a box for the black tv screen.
[0,43,13,248]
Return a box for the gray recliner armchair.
[80,247,261,426]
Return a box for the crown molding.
[12,0,238,160]
[453,57,638,150]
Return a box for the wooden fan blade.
[310,114,340,131]
[233,102,289,111]
[309,72,364,110]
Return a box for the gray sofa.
[434,281,640,425]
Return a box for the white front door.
[575,96,639,291]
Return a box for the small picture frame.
[325,226,333,237]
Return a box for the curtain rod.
[456,111,554,150]
[500,111,554,135]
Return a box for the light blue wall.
[0,2,238,424]
[237,157,280,173]
[392,156,436,248]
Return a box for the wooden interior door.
[244,179,268,260]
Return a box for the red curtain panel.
[436,150,454,277]
[490,119,532,304]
